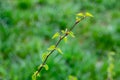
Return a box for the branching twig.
[35,17,85,76]
[32,12,94,80]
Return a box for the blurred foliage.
[0,0,120,80]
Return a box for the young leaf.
[76,17,81,22]
[85,12,93,17]
[69,31,75,38]
[42,53,48,62]
[65,28,68,32]
[63,37,68,43]
[37,73,40,77]
[52,32,60,39]
[47,45,56,51]
[62,29,68,34]
[32,73,36,80]
[43,64,49,70]
[61,30,65,34]
[32,71,40,80]
[56,48,63,54]
[38,64,43,69]
[77,13,84,17]
[68,75,78,80]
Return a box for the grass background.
[0,0,120,80]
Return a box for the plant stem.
[35,17,85,76]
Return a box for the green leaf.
[85,12,93,17]
[42,52,48,62]
[52,32,60,39]
[63,37,68,43]
[32,71,40,80]
[68,75,78,80]
[47,45,56,50]
[32,73,36,80]
[76,17,81,22]
[38,64,42,69]
[77,12,84,17]
[43,64,49,70]
[69,31,75,38]
[61,30,65,34]
[56,48,63,54]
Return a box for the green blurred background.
[0,0,120,80]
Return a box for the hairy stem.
[35,17,85,76]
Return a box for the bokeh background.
[0,0,120,80]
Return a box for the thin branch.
[35,17,85,76]
[69,17,85,31]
